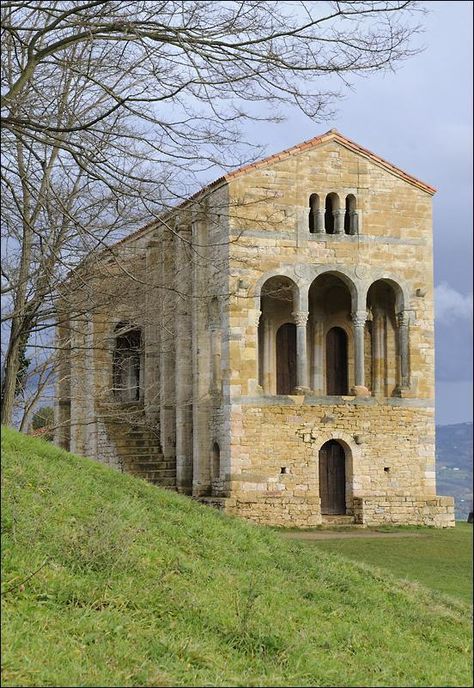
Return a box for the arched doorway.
[276,323,297,394]
[319,440,346,515]
[326,327,348,395]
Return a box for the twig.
[1,558,49,596]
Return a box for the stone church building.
[54,129,454,527]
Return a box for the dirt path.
[280,530,424,541]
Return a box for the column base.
[293,386,311,396]
[393,385,412,398]
[351,385,370,397]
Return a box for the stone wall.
[353,496,455,528]
[217,398,453,527]
[55,131,453,528]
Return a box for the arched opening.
[259,275,299,394]
[344,194,357,235]
[308,273,354,395]
[366,280,401,396]
[276,323,297,394]
[326,327,348,395]
[308,193,320,233]
[211,442,220,482]
[319,440,346,515]
[112,322,142,402]
[324,193,339,234]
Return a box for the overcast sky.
[235,1,473,425]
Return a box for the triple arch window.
[309,193,358,235]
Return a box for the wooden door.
[319,440,346,515]
[276,323,297,394]
[326,327,348,395]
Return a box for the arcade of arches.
[258,274,409,397]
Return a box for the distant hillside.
[436,422,473,520]
[1,428,471,687]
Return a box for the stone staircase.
[120,427,176,487]
[102,408,176,488]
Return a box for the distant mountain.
[436,422,473,520]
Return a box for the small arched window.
[113,322,142,402]
[308,193,320,233]
[325,193,339,234]
[344,195,357,235]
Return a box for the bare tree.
[1,0,424,425]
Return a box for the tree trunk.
[1,320,23,425]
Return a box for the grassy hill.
[1,428,472,687]
[436,422,473,519]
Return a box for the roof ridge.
[220,129,436,194]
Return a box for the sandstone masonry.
[54,129,455,528]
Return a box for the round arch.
[308,269,358,311]
[363,276,408,314]
[253,269,303,310]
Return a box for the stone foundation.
[353,495,455,527]
[200,494,455,528]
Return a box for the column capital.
[292,311,309,327]
[351,311,368,328]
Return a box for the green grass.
[1,428,472,687]
[296,526,473,604]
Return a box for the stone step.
[125,465,176,477]
[109,427,159,437]
[320,515,355,526]
[128,469,175,479]
[120,452,167,460]
[146,475,176,485]
[125,460,170,468]
[113,443,161,452]
[122,437,160,444]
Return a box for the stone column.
[160,239,176,466]
[174,228,193,494]
[292,310,309,393]
[144,239,161,421]
[209,324,222,395]
[350,211,359,235]
[54,314,71,450]
[351,310,370,396]
[262,316,272,394]
[316,209,325,233]
[372,306,384,396]
[311,317,324,395]
[191,216,212,496]
[397,311,410,390]
[310,197,323,233]
[334,208,344,234]
[252,310,262,391]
